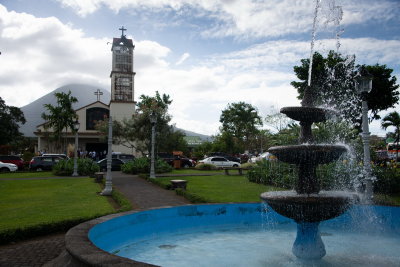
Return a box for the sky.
[0,0,399,137]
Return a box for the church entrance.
[86,143,108,161]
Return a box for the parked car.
[157,153,195,168]
[199,157,241,168]
[249,152,277,163]
[41,153,69,159]
[112,153,135,163]
[0,161,18,172]
[97,158,125,171]
[29,156,64,171]
[0,155,24,170]
[205,152,241,163]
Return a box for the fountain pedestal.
[292,222,325,259]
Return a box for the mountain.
[19,84,111,137]
[174,127,212,141]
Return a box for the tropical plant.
[52,158,99,176]
[194,163,217,170]
[96,91,188,155]
[381,111,400,161]
[41,91,78,152]
[121,157,173,174]
[291,51,399,124]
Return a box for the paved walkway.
[0,172,190,267]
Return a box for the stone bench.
[170,179,188,190]
[94,172,104,183]
[223,167,249,175]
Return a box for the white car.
[199,157,240,168]
[0,161,18,172]
[249,152,277,163]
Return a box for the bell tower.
[109,26,136,122]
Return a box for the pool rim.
[62,202,399,266]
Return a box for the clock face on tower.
[120,46,129,53]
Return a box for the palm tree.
[42,91,78,153]
[381,111,400,161]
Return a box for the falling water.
[307,0,321,87]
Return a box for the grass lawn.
[0,178,115,234]
[0,171,55,179]
[155,174,283,203]
[157,170,400,206]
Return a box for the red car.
[0,155,24,170]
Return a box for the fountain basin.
[281,106,336,123]
[268,144,347,165]
[58,203,400,266]
[260,191,357,222]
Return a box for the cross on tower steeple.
[94,89,103,101]
[119,26,127,37]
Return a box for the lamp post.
[355,66,373,203]
[72,119,80,177]
[149,111,157,179]
[102,116,113,195]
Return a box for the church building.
[35,27,137,157]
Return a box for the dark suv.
[157,153,195,168]
[0,155,24,170]
[112,153,135,163]
[29,156,64,171]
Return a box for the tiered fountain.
[260,86,357,259]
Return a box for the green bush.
[373,165,400,194]
[241,162,255,169]
[52,158,99,176]
[247,156,373,192]
[121,157,172,174]
[194,163,217,170]
[246,159,296,189]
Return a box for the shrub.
[373,165,400,194]
[195,163,217,170]
[246,159,296,189]
[52,158,99,176]
[121,157,172,174]
[241,162,255,169]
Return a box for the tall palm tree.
[42,91,78,153]
[381,111,400,161]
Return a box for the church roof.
[19,84,111,137]
[111,36,134,50]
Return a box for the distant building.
[35,27,138,156]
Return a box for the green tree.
[97,92,188,155]
[291,51,399,123]
[41,91,78,152]
[211,131,242,154]
[382,111,400,143]
[0,97,26,146]
[219,102,263,150]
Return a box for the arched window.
[86,107,109,130]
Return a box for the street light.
[102,116,113,195]
[72,119,80,177]
[355,66,373,203]
[149,111,157,179]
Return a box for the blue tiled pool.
[89,203,400,266]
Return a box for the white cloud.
[0,4,398,136]
[55,0,399,39]
[176,52,190,65]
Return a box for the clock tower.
[109,27,136,122]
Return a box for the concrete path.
[0,172,190,266]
